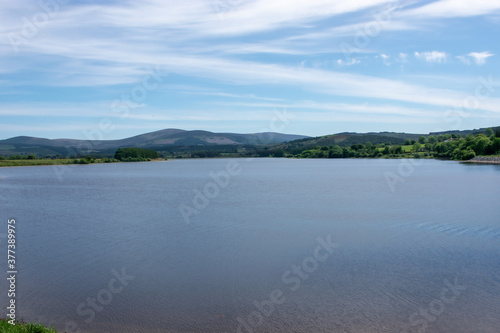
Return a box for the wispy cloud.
[380,54,390,65]
[414,51,447,63]
[336,58,360,67]
[457,51,494,65]
[399,0,500,18]
[1,0,499,138]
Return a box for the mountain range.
[0,126,498,157]
[0,129,308,156]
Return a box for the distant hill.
[276,126,500,152]
[0,129,308,157]
[275,132,422,151]
[429,126,500,137]
[1,126,498,158]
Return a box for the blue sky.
[1,0,500,139]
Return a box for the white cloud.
[337,58,360,67]
[400,0,500,18]
[457,51,494,65]
[399,53,408,63]
[414,51,447,63]
[380,54,390,65]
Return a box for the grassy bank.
[0,319,56,332]
[0,157,167,168]
[0,159,80,167]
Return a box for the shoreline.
[462,156,500,165]
[0,158,166,168]
[2,156,500,168]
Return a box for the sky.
[1,0,500,140]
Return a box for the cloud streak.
[1,0,499,138]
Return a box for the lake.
[1,158,500,333]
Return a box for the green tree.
[115,147,159,161]
[418,136,427,144]
[473,135,490,155]
[273,150,284,157]
[328,145,343,158]
[491,137,500,153]
[484,128,494,137]
[427,135,437,144]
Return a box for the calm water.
[1,158,499,333]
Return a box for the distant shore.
[2,156,500,168]
[0,158,165,168]
[462,156,500,165]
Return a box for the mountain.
[274,132,423,151]
[2,126,498,158]
[429,126,500,137]
[0,129,309,157]
[274,126,500,152]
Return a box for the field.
[0,159,78,167]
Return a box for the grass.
[0,159,78,167]
[0,319,57,333]
[401,145,415,153]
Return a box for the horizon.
[2,1,500,139]
[3,125,499,142]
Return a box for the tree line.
[266,130,500,161]
[114,147,159,161]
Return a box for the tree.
[273,150,284,157]
[418,136,427,144]
[404,139,411,145]
[114,147,159,161]
[492,137,500,153]
[328,146,343,158]
[427,135,437,144]
[473,135,490,155]
[485,128,494,137]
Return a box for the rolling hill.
[0,129,308,157]
[1,126,498,158]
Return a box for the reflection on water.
[1,159,499,332]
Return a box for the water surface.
[1,158,499,332]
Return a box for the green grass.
[0,157,126,167]
[401,145,414,153]
[0,319,57,333]
[0,159,78,167]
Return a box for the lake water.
[1,158,500,333]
